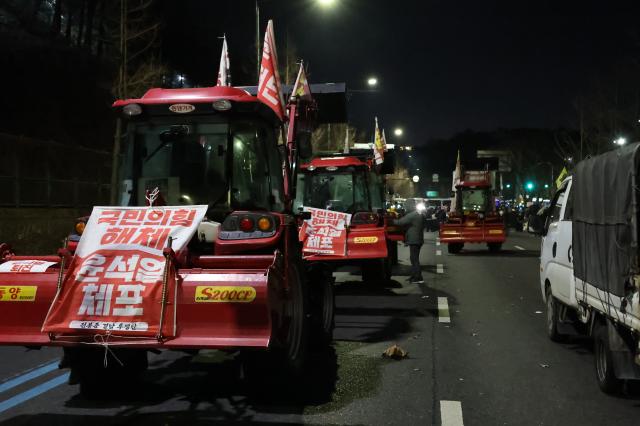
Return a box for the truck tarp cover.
[572,142,640,296]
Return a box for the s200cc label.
[194,286,256,303]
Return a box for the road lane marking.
[438,297,451,323]
[436,240,441,246]
[440,400,464,426]
[0,361,59,394]
[436,264,444,274]
[436,250,442,256]
[514,245,526,251]
[0,372,69,414]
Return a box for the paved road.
[1,231,639,425]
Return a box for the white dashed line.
[436,249,442,256]
[514,245,526,251]
[436,240,441,246]
[438,297,451,323]
[440,400,464,426]
[436,264,444,274]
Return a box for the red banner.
[257,20,285,120]
[299,207,351,256]
[42,206,206,338]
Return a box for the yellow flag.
[555,167,568,188]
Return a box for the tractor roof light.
[123,103,142,117]
[212,99,232,111]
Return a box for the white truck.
[538,143,640,394]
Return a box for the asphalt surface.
[1,231,640,425]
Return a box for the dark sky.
[162,0,640,143]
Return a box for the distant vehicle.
[537,143,640,394]
[295,154,400,285]
[440,163,506,254]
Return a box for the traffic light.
[525,182,535,191]
[505,183,512,189]
[544,184,549,189]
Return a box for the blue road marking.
[0,373,69,414]
[0,362,59,394]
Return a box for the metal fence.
[0,133,112,208]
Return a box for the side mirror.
[297,131,313,160]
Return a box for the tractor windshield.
[295,168,370,213]
[118,117,284,220]
[460,188,490,213]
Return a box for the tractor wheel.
[308,266,335,348]
[242,262,310,387]
[281,262,310,374]
[388,241,399,266]
[65,347,147,398]
[447,243,464,254]
[487,243,502,253]
[362,259,390,286]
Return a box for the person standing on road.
[393,205,426,284]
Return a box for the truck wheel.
[594,322,622,394]
[309,267,335,347]
[545,288,564,342]
[447,243,463,254]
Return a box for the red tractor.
[439,169,506,253]
[0,82,345,394]
[295,154,398,285]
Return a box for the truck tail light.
[351,212,379,225]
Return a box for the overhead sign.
[43,205,207,337]
[432,174,439,183]
[299,207,351,256]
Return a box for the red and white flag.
[373,117,384,166]
[381,128,388,152]
[217,35,231,86]
[291,62,312,102]
[257,20,285,120]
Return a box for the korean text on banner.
[299,207,351,256]
[42,206,207,338]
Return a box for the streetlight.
[317,0,336,6]
[412,175,420,183]
[367,77,378,87]
[394,128,403,137]
[614,137,627,146]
